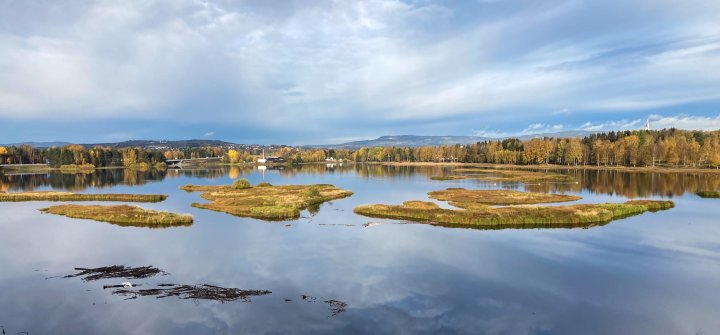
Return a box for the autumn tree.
[564,139,583,165]
[622,135,640,167]
[227,149,241,163]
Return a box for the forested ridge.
[1,129,720,168]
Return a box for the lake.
[1,164,719,334]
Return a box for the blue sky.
[1,0,720,145]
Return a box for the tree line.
[342,129,720,168]
[2,129,720,169]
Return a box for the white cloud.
[577,114,720,132]
[578,120,643,132]
[204,131,215,137]
[479,114,720,138]
[0,0,719,137]
[647,114,720,130]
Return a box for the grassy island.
[0,192,167,203]
[40,204,193,227]
[696,191,720,198]
[59,164,96,172]
[354,196,673,229]
[432,168,576,183]
[180,180,353,220]
[428,188,582,206]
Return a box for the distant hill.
[516,130,594,141]
[87,139,240,149]
[3,141,72,148]
[321,135,491,149]
[4,131,596,150]
[2,139,242,149]
[318,132,594,148]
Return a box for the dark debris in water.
[64,265,167,281]
[301,294,348,316]
[113,284,272,303]
[324,299,348,316]
[63,265,345,316]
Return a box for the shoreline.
[3,161,720,175]
[376,162,720,174]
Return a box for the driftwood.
[103,284,143,289]
[64,265,167,281]
[112,284,272,303]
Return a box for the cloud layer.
[1,0,719,143]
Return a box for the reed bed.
[0,192,167,203]
[40,205,193,228]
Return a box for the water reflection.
[3,164,719,197]
[0,167,229,192]
[1,164,720,334]
[524,168,720,197]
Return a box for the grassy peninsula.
[40,205,193,228]
[180,179,353,220]
[696,191,720,198]
[0,192,167,202]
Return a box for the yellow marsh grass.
[354,199,673,229]
[432,168,575,183]
[40,205,193,228]
[180,183,353,221]
[428,188,581,206]
[0,192,167,203]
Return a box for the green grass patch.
[432,168,575,183]
[181,182,353,221]
[40,204,193,228]
[59,164,96,172]
[696,191,720,198]
[0,192,167,202]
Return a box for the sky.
[1,0,720,145]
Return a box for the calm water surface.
[1,165,719,334]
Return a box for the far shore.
[3,160,720,175]
[377,162,720,174]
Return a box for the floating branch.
[64,265,167,281]
[113,284,272,303]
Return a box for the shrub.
[233,178,252,189]
[306,185,321,198]
[256,182,272,187]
